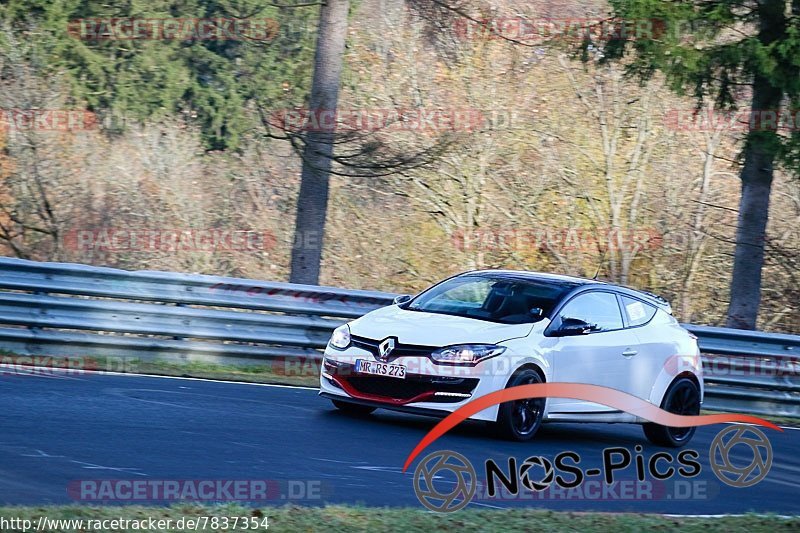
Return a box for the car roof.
[462,269,672,312]
[466,269,604,286]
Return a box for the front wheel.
[331,399,376,415]
[492,369,545,442]
[643,377,701,447]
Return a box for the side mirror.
[553,317,595,337]
[393,294,413,305]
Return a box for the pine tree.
[602,0,800,329]
[0,0,318,150]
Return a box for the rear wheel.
[643,377,701,447]
[492,369,545,442]
[331,399,376,415]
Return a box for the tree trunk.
[725,0,785,330]
[726,131,775,330]
[289,0,350,284]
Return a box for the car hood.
[348,305,536,346]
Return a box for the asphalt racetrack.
[1,371,797,515]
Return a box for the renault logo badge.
[378,338,396,360]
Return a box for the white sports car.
[319,270,703,446]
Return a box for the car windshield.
[406,274,575,324]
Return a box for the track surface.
[1,371,798,514]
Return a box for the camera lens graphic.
[710,425,773,488]
[519,456,554,491]
[413,450,477,512]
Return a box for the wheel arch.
[506,362,546,387]
[656,371,704,407]
[675,371,701,389]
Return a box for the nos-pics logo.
[412,425,773,513]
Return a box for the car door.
[545,290,641,413]
[618,295,671,401]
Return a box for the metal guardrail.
[684,325,800,417]
[0,257,797,417]
[0,257,393,362]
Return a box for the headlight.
[431,344,506,365]
[329,324,351,350]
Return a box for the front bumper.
[322,359,479,404]
[319,347,510,422]
[319,391,464,420]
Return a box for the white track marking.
[3,364,799,431]
[663,514,798,519]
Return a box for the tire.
[331,399,376,415]
[492,369,545,442]
[643,377,701,447]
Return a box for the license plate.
[355,359,406,379]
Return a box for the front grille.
[350,335,435,360]
[340,371,479,403]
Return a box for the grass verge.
[122,359,320,388]
[0,505,797,532]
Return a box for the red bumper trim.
[331,375,437,405]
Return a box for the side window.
[558,292,623,332]
[621,296,657,327]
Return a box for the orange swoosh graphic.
[402,383,781,472]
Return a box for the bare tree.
[289,0,351,284]
[0,30,74,260]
